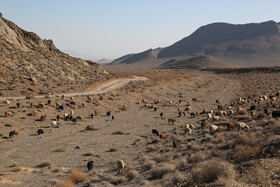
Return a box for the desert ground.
[0,69,280,187]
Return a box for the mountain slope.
[158,20,280,59]
[159,55,238,69]
[0,13,108,89]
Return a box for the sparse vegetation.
[56,180,75,187]
[67,170,87,184]
[54,147,67,152]
[37,160,53,168]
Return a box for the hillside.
[0,13,109,96]
[159,55,238,69]
[157,21,280,66]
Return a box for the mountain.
[109,20,280,67]
[159,55,238,69]
[0,13,107,86]
[96,58,113,64]
[157,20,280,66]
[63,49,95,60]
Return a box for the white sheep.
[185,123,194,129]
[70,96,74,101]
[51,120,58,127]
[5,100,10,105]
[76,115,83,121]
[117,160,125,174]
[184,125,192,134]
[70,110,74,116]
[236,122,249,132]
[209,124,218,134]
[212,115,220,121]
[210,110,214,114]
[207,113,212,119]
[64,113,69,119]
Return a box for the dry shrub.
[56,180,75,187]
[233,145,261,162]
[142,160,156,171]
[67,170,87,184]
[234,132,262,146]
[0,132,4,137]
[54,147,67,152]
[177,158,188,169]
[10,165,21,172]
[188,152,206,163]
[37,160,52,168]
[153,153,171,163]
[241,165,271,186]
[192,158,236,184]
[85,125,98,131]
[126,170,140,180]
[126,164,136,171]
[171,171,186,185]
[15,129,20,135]
[151,164,176,179]
[189,144,201,151]
[83,150,94,156]
[108,147,118,152]
[102,174,126,185]
[272,121,280,134]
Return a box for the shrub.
[10,165,21,172]
[37,160,52,168]
[192,158,236,184]
[15,129,20,135]
[151,164,176,179]
[83,150,94,156]
[127,170,140,180]
[241,165,271,185]
[56,180,75,187]
[233,145,261,162]
[67,170,87,184]
[142,160,156,171]
[54,147,67,152]
[188,152,206,163]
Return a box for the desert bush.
[37,160,53,168]
[192,158,236,184]
[188,152,206,163]
[10,165,21,172]
[150,164,176,179]
[241,165,271,186]
[272,121,280,134]
[15,129,20,135]
[127,170,140,180]
[54,147,67,152]
[176,158,188,169]
[108,147,118,152]
[67,170,87,184]
[234,132,262,146]
[171,171,186,185]
[0,132,4,137]
[56,180,75,187]
[153,153,171,163]
[142,160,156,171]
[233,145,261,162]
[102,174,126,185]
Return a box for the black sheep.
[9,130,16,138]
[152,129,160,136]
[37,129,44,135]
[87,160,94,171]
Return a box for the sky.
[0,0,280,60]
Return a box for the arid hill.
[0,13,110,96]
[159,55,238,69]
[109,20,280,67]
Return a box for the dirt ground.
[0,69,280,187]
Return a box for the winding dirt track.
[0,76,148,101]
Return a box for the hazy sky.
[0,0,279,60]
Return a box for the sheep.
[116,160,125,174]
[184,106,192,111]
[5,111,13,117]
[212,115,220,121]
[168,118,176,125]
[226,122,235,131]
[95,110,100,116]
[57,105,64,110]
[70,110,74,116]
[160,134,168,139]
[56,102,62,107]
[40,115,47,121]
[51,120,58,127]
[37,103,45,108]
[264,108,270,116]
[9,130,16,138]
[61,95,65,99]
[70,96,74,101]
[87,160,94,171]
[106,110,111,116]
[16,102,21,108]
[209,125,218,134]
[229,110,234,115]
[217,105,223,110]
[30,102,35,108]
[272,111,280,120]
[190,112,196,118]
[185,123,194,129]
[210,110,214,114]
[160,112,163,118]
[216,100,221,104]
[122,105,127,111]
[5,100,10,105]
[37,129,44,135]
[178,107,182,112]
[152,129,160,136]
[250,110,256,118]
[87,95,93,101]
[173,141,177,148]
[47,100,51,105]
[99,95,104,100]
[64,113,69,120]
[237,108,247,115]
[185,102,191,106]
[235,122,249,132]
[184,125,192,134]
[207,113,212,119]
[33,109,38,116]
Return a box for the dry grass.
[67,170,87,184]
[153,153,171,163]
[101,174,126,185]
[83,150,94,156]
[241,165,271,186]
[0,132,4,137]
[188,152,206,163]
[54,147,67,152]
[56,180,75,187]
[142,160,156,171]
[192,158,236,184]
[127,170,140,180]
[15,129,20,135]
[37,160,53,168]
[233,145,261,162]
[151,164,176,179]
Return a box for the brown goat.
[227,122,235,131]
[40,115,47,121]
